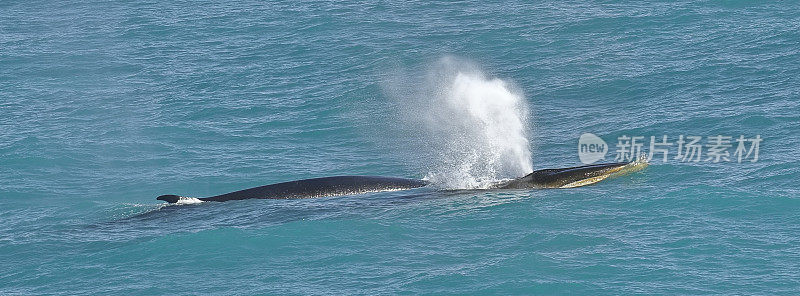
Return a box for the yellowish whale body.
[494,155,649,189]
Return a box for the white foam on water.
[175,196,204,205]
[386,57,533,189]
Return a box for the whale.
[157,176,429,204]
[157,157,648,204]
[493,156,648,189]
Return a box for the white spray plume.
[385,57,533,189]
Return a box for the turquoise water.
[2,1,800,294]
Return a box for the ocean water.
[2,0,800,294]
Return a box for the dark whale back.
[156,160,647,203]
[158,176,429,203]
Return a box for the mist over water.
[386,57,533,189]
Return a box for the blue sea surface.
[2,1,800,294]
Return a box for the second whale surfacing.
[157,157,648,204]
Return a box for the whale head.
[496,156,648,189]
